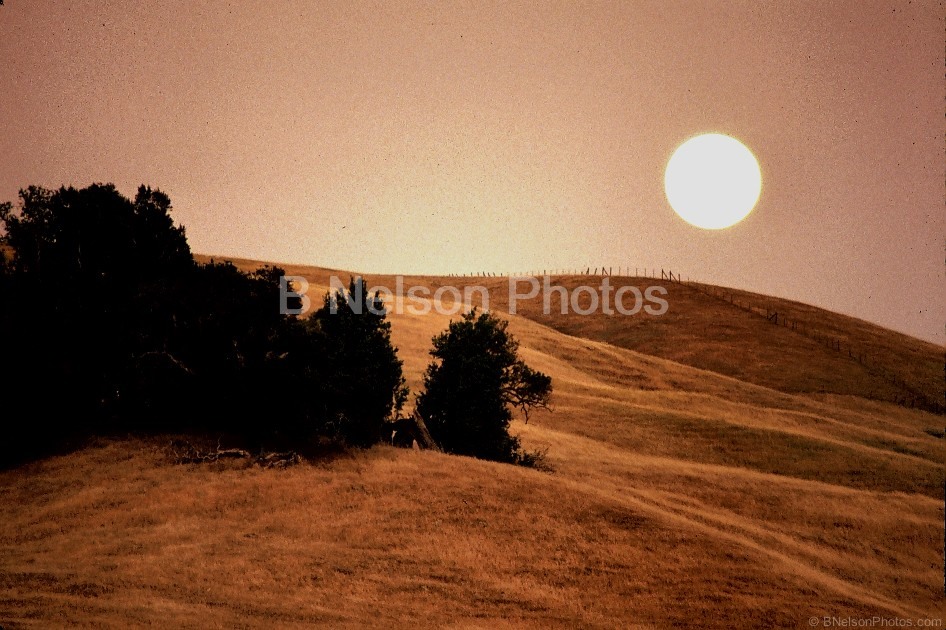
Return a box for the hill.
[0,257,943,627]
[200,257,942,411]
[428,272,943,413]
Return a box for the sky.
[0,1,943,343]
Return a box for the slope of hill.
[432,273,944,412]
[1,257,943,627]
[201,258,942,411]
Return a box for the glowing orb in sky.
[664,133,762,229]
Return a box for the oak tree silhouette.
[416,309,551,463]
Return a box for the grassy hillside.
[1,257,943,627]
[203,258,942,410]
[433,273,943,412]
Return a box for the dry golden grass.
[435,274,943,409]
[1,257,943,627]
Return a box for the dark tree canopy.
[1,184,191,289]
[308,278,408,447]
[0,184,199,455]
[416,309,552,463]
[0,184,407,465]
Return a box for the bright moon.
[664,133,762,229]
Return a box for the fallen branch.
[256,451,301,468]
[167,439,300,468]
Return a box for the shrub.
[307,278,408,447]
[416,309,551,464]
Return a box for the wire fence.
[669,270,944,415]
[447,267,670,278]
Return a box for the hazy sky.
[1,1,943,343]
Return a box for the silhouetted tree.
[416,309,551,463]
[124,260,294,435]
[308,278,408,447]
[0,183,409,464]
[0,184,196,460]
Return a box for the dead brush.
[166,438,301,469]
